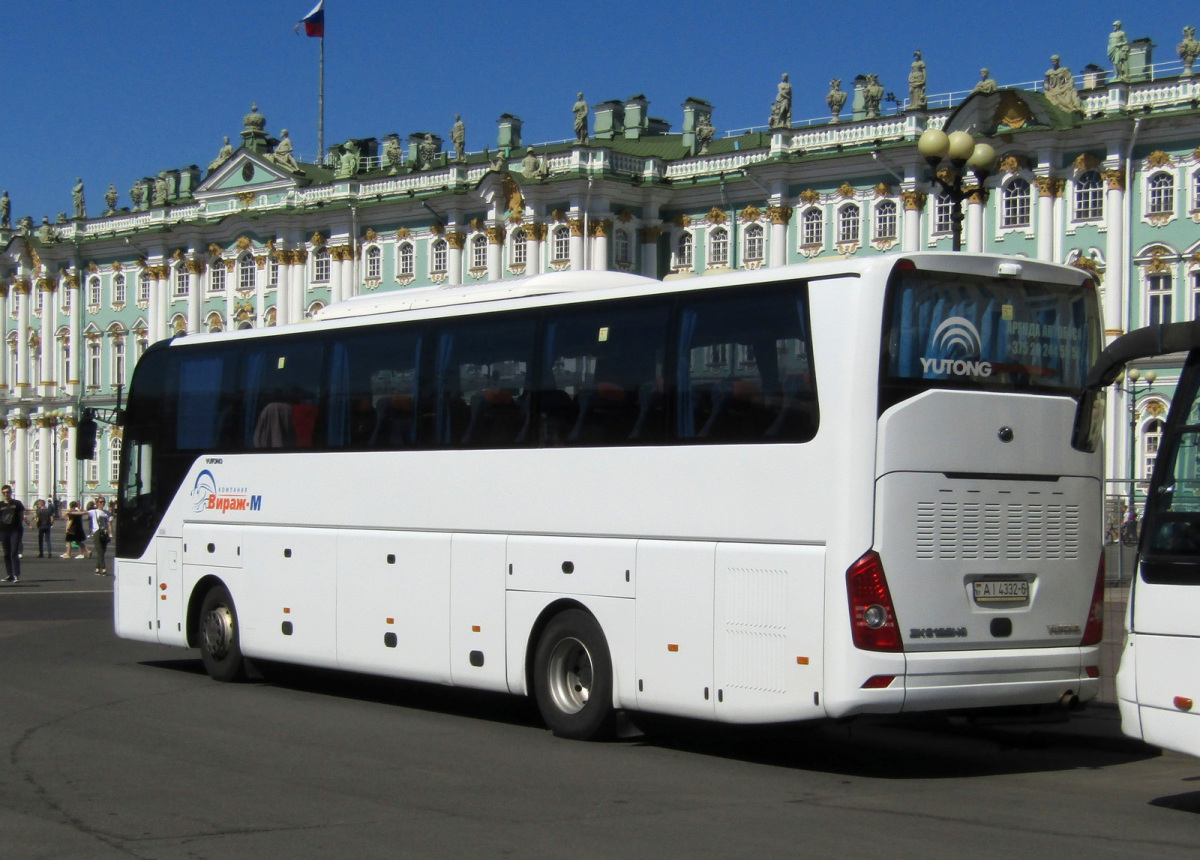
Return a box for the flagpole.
[318,33,324,166]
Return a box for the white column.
[1104,169,1126,336]
[0,284,9,394]
[487,227,504,281]
[590,221,610,272]
[16,280,31,393]
[145,268,160,343]
[186,262,202,334]
[36,416,51,500]
[768,207,791,268]
[12,414,28,503]
[569,219,585,271]
[276,252,292,327]
[255,253,267,327]
[447,232,464,286]
[641,225,661,278]
[901,191,924,253]
[293,251,308,322]
[39,279,56,394]
[66,419,79,506]
[1035,177,1055,261]
[67,275,81,391]
[966,191,985,253]
[527,225,544,276]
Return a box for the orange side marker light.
[1174,696,1194,712]
[667,644,679,652]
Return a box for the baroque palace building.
[1,25,1199,510]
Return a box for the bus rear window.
[881,269,1100,412]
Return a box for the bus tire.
[533,609,615,740]
[199,584,246,682]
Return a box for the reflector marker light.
[861,675,896,689]
[283,607,291,614]
[472,625,481,632]
[1085,665,1100,678]
[1175,696,1194,712]
[796,656,810,665]
[159,583,167,591]
[668,644,679,652]
[1080,555,1106,647]
[386,618,394,625]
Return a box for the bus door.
[1129,348,1200,737]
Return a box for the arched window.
[269,257,279,288]
[238,254,256,292]
[614,228,631,265]
[173,266,188,297]
[933,193,953,234]
[1002,178,1032,228]
[112,273,126,305]
[511,229,528,267]
[709,226,729,266]
[675,232,693,269]
[1148,173,1175,216]
[210,261,226,293]
[87,339,101,389]
[136,274,149,304]
[430,239,448,274]
[1074,170,1104,221]
[873,200,898,241]
[112,336,126,386]
[398,242,415,277]
[109,435,122,486]
[471,234,488,269]
[313,247,331,282]
[837,204,861,244]
[1143,417,1165,483]
[801,208,823,247]
[1147,270,1173,326]
[88,276,101,306]
[552,226,571,262]
[365,246,381,280]
[744,223,764,262]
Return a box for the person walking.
[89,497,111,576]
[34,499,54,557]
[0,485,26,583]
[62,501,87,559]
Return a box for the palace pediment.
[944,89,1081,137]
[194,150,307,202]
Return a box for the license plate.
[973,579,1029,603]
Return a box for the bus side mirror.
[1071,388,1106,453]
[75,418,97,460]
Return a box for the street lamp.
[917,128,997,252]
[1114,368,1157,553]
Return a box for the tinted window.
[327,325,422,448]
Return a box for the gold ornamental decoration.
[1104,168,1126,192]
[1073,153,1102,171]
[446,231,467,250]
[1070,255,1102,283]
[396,227,412,240]
[706,207,727,225]
[740,205,763,223]
[568,219,585,237]
[766,205,793,225]
[836,183,856,199]
[588,219,611,238]
[1147,151,1174,169]
[640,225,663,243]
[616,210,634,223]
[311,232,326,247]
[363,228,378,243]
[1147,247,1171,273]
[486,226,507,245]
[527,223,548,241]
[873,183,892,198]
[901,191,927,211]
[236,192,255,207]
[671,213,691,228]
[799,189,820,206]
[236,236,252,251]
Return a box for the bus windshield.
[881,268,1101,412]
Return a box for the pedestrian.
[90,497,111,576]
[83,501,95,558]
[34,499,54,557]
[0,485,26,583]
[62,501,87,559]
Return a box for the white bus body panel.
[450,534,508,692]
[1123,578,1200,756]
[114,560,159,643]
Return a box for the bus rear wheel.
[199,585,246,682]
[533,609,615,740]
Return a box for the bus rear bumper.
[899,645,1101,713]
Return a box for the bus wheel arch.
[194,579,247,682]
[529,603,616,741]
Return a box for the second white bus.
[114,252,1105,739]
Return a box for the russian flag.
[295,0,324,37]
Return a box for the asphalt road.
[1,555,1198,860]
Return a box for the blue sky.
[1,0,1193,223]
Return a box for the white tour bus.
[114,253,1106,739]
[1097,322,1200,757]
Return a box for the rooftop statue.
[384,135,402,175]
[208,136,234,171]
[1108,21,1131,82]
[769,73,792,129]
[272,129,300,172]
[335,140,361,179]
[827,79,846,122]
[573,92,589,145]
[521,146,539,178]
[152,173,169,207]
[863,74,884,119]
[104,183,118,216]
[0,190,10,230]
[451,114,466,163]
[1180,26,1200,77]
[130,179,145,210]
[695,112,715,155]
[418,134,437,171]
[971,68,998,94]
[908,51,927,111]
[38,217,55,244]
[1044,54,1083,112]
[72,178,85,220]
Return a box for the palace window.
[63,286,71,313]
[552,226,570,262]
[709,226,729,266]
[313,248,330,282]
[674,232,693,269]
[365,246,381,280]
[614,229,631,266]
[801,208,823,247]
[173,266,188,298]
[744,223,764,262]
[1002,178,1032,228]
[1193,270,1200,320]
[873,200,897,241]
[1148,173,1174,216]
[512,230,527,267]
[933,193,953,234]
[109,435,122,486]
[87,340,101,389]
[1147,272,1173,326]
[471,234,488,270]
[239,255,256,292]
[837,204,861,244]
[269,257,279,288]
[398,242,415,277]
[1073,170,1104,221]
[88,276,101,306]
[431,239,448,274]
[112,337,125,387]
[210,262,225,293]
[1143,417,1164,483]
[112,273,126,305]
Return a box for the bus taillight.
[847,550,903,652]
[1080,555,1105,647]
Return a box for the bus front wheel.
[533,609,615,740]
[199,585,246,682]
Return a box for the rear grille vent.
[916,499,1081,561]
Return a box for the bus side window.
[326,326,422,450]
[242,338,325,450]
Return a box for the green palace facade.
[1,25,1200,511]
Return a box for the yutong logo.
[920,317,992,377]
[190,469,262,514]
